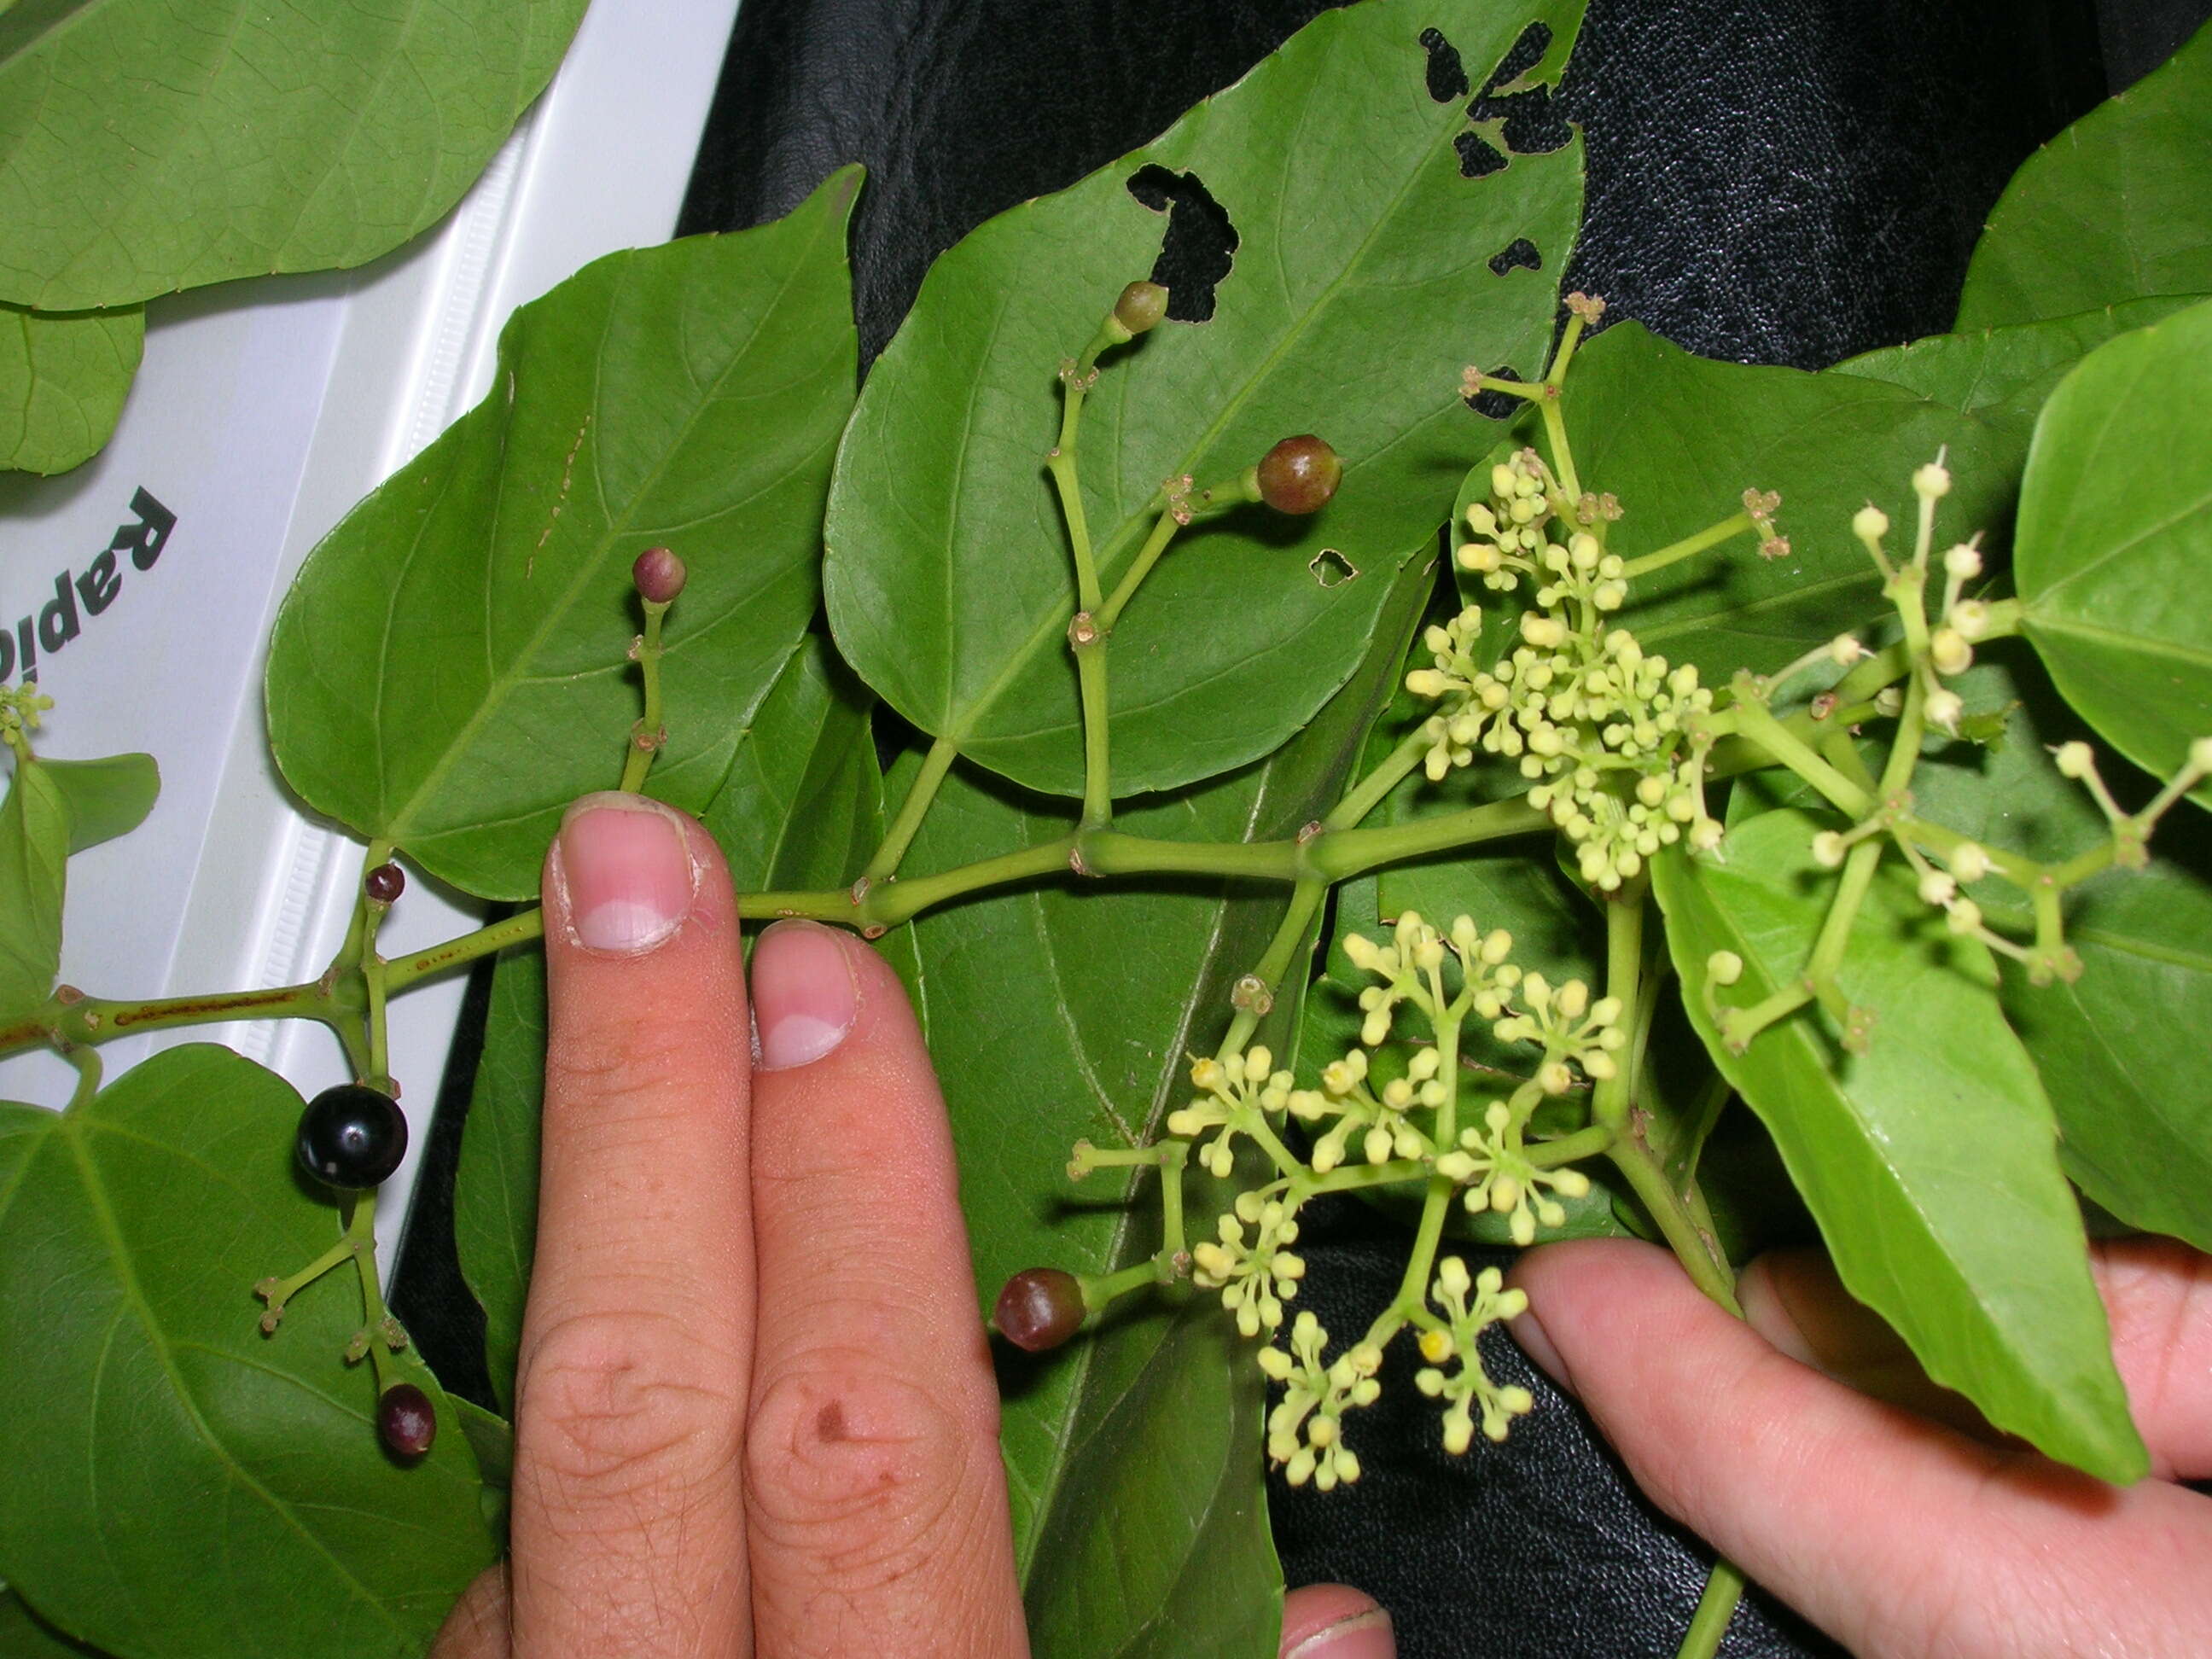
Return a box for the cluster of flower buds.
[1414,1257,1535,1450]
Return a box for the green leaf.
[0,1049,496,1659]
[825,0,1585,796]
[454,635,892,1410]
[0,1585,106,1656]
[1651,812,2145,1481]
[0,305,141,474]
[1894,642,2212,1254]
[911,552,1432,1659]
[2013,294,2212,797]
[0,0,588,310]
[1562,322,2015,678]
[265,171,861,900]
[1957,20,2212,329]
[40,753,157,855]
[1833,297,2192,456]
[0,759,67,1021]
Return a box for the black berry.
[377,1382,436,1461]
[993,1267,1086,1352]
[632,545,687,605]
[1255,434,1342,515]
[364,863,405,905]
[295,1084,408,1190]
[1114,280,1169,335]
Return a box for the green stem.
[1592,879,1647,1134]
[1528,1122,1614,1168]
[1219,881,1328,1060]
[1676,1562,1747,1659]
[1607,1138,1739,1317]
[1097,507,1184,632]
[616,597,673,795]
[1621,513,1753,580]
[864,735,959,882]
[1328,721,1435,832]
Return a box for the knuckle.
[745,1357,985,1584]
[519,1308,742,1499]
[544,1026,712,1117]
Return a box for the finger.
[741,922,1025,1657]
[1279,1584,1394,1659]
[1742,1236,2212,1479]
[509,792,754,1659]
[1511,1239,2212,1659]
[428,1564,509,1659]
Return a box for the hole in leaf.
[1417,26,1470,102]
[1472,20,1554,106]
[1465,363,1524,420]
[1309,548,1359,588]
[1455,132,1507,179]
[1126,165,1239,323]
[1487,238,1541,276]
[1483,85,1571,154]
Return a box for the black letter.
[13,618,32,682]
[75,551,121,616]
[111,486,176,573]
[0,625,12,682]
[38,571,80,654]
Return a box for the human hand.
[1511,1237,2212,1657]
[430,791,1394,1659]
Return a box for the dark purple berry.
[993,1267,1086,1352]
[377,1382,436,1461]
[364,863,405,905]
[632,545,687,605]
[295,1084,408,1191]
[1255,434,1342,515]
[1114,280,1169,335]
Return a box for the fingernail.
[751,920,859,1069]
[1284,1610,1394,1659]
[553,793,700,956]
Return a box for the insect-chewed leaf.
[0,0,587,311]
[1957,18,2212,328]
[0,303,143,474]
[265,170,861,901]
[0,1047,495,1658]
[1654,812,2146,1483]
[825,0,1586,798]
[2014,295,2212,801]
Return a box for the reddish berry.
[377,1382,436,1461]
[364,863,405,905]
[1255,435,1342,515]
[295,1084,408,1190]
[993,1268,1086,1352]
[1114,280,1169,335]
[632,545,687,605]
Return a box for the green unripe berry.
[1254,435,1342,515]
[1113,280,1169,335]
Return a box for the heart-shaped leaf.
[1957,20,2212,329]
[825,0,1585,797]
[1560,322,2015,678]
[1652,812,2145,1481]
[0,305,142,474]
[454,635,891,1410]
[0,1048,496,1659]
[265,171,860,900]
[0,0,588,310]
[2013,295,2212,797]
[0,758,67,1022]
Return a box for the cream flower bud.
[1852,504,1889,542]
[2054,741,2094,778]
[1811,830,1847,869]
[1830,633,1867,666]
[1521,614,1569,649]
[1950,597,1990,640]
[1707,950,1743,986]
[1466,503,1498,537]
[1947,897,1982,934]
[2192,736,2212,772]
[1925,688,1964,734]
[1913,459,1951,499]
[1406,667,1452,698]
[1944,542,1982,580]
[1950,841,1990,883]
[1930,628,1972,677]
[1551,1167,1592,1199]
[1418,1328,1452,1364]
[1918,870,1957,906]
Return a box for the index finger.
[509,792,756,1659]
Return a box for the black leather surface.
[392,1,2209,1652]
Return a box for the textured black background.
[394,2,2212,1652]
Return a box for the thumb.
[1279,1584,1393,1659]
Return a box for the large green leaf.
[911,553,1431,1658]
[454,635,891,1410]
[0,1585,103,1656]
[0,1049,496,1658]
[265,172,861,901]
[1957,20,2212,329]
[1562,323,2014,679]
[39,753,157,856]
[0,305,141,474]
[0,758,67,1021]
[2013,295,2212,796]
[1652,812,2145,1481]
[1834,297,2191,457]
[825,0,1585,797]
[1895,643,2212,1254]
[0,0,588,311]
